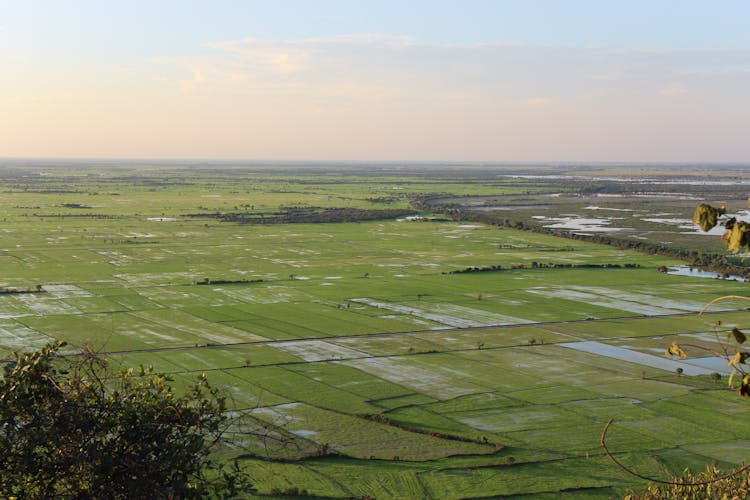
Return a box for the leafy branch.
[693,203,750,254]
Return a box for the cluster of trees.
[195,278,264,286]
[446,262,640,274]
[0,284,44,294]
[30,213,121,219]
[185,206,416,224]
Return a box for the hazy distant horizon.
[2,156,749,170]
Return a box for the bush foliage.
[0,341,250,498]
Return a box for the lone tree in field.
[0,341,250,498]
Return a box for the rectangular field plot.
[223,320,312,340]
[682,439,750,466]
[559,341,720,376]
[448,405,585,434]
[162,344,303,369]
[17,314,153,352]
[386,406,491,441]
[618,415,735,445]
[132,286,214,307]
[501,384,606,405]
[559,398,658,421]
[12,294,82,316]
[19,312,209,351]
[426,392,521,413]
[446,289,630,323]
[0,320,58,354]
[108,293,165,311]
[418,455,645,498]
[526,286,688,316]
[61,296,127,314]
[369,393,439,409]
[130,309,267,344]
[169,369,291,409]
[181,305,251,322]
[251,402,496,461]
[227,302,432,339]
[113,272,200,287]
[337,355,493,400]
[42,284,94,298]
[284,362,413,401]
[239,459,353,498]
[272,340,368,362]
[546,314,716,340]
[0,295,36,318]
[505,422,673,455]
[330,333,446,357]
[350,298,533,328]
[413,325,580,351]
[237,366,379,414]
[587,378,693,401]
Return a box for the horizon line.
[1,156,749,167]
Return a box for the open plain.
[1,162,749,497]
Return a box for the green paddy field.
[1,163,748,497]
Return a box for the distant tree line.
[184,206,417,224]
[195,278,264,286]
[446,262,641,274]
[0,285,44,294]
[30,213,122,219]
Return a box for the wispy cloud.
[7,33,750,161]
[160,36,750,104]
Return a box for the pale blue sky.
[2,1,749,161]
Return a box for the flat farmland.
[1,163,749,498]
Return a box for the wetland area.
[1,161,749,497]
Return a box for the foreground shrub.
[0,341,251,498]
[626,464,750,499]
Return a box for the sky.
[2,0,749,162]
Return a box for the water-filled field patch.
[559,340,719,376]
